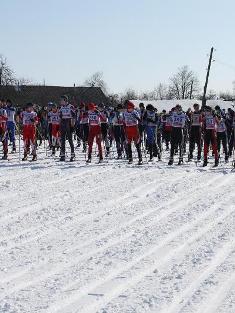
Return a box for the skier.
[188,103,203,161]
[168,105,187,165]
[228,109,235,158]
[138,102,146,144]
[111,104,126,159]
[216,113,229,162]
[6,99,16,153]
[162,110,172,151]
[20,103,38,161]
[38,106,49,146]
[75,105,81,148]
[143,104,161,161]
[80,103,89,152]
[202,106,219,167]
[86,103,103,163]
[59,95,76,162]
[48,103,61,155]
[123,101,142,165]
[98,103,110,156]
[0,100,8,160]
[47,102,54,148]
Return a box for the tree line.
[0,53,234,105]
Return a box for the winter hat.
[176,104,182,111]
[127,101,135,109]
[146,104,154,111]
[205,106,212,112]
[26,102,33,108]
[88,103,96,111]
[61,95,68,102]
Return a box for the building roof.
[0,85,108,107]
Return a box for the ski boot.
[98,157,104,164]
[214,158,219,167]
[12,144,16,153]
[116,153,122,160]
[128,158,133,164]
[203,158,208,167]
[168,158,173,166]
[86,153,92,163]
[82,143,87,153]
[225,155,229,163]
[32,155,37,162]
[70,153,75,162]
[2,154,8,160]
[22,152,28,161]
[138,158,143,165]
[188,153,193,162]
[158,152,162,161]
[59,155,65,162]
[52,147,56,156]
[178,158,183,165]
[105,147,110,157]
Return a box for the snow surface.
[1,146,235,313]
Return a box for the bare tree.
[17,77,33,86]
[121,88,138,101]
[84,71,107,94]
[108,93,120,106]
[155,83,168,100]
[0,54,16,86]
[219,91,233,101]
[169,66,199,99]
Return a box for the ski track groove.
[193,270,235,313]
[0,172,224,286]
[1,145,235,313]
[1,174,233,312]
[47,198,235,313]
[84,209,235,313]
[161,241,235,313]
[0,166,118,224]
[0,167,182,247]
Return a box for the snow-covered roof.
[130,99,235,112]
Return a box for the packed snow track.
[0,148,235,313]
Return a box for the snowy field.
[1,146,235,313]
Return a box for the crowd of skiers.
[0,96,235,168]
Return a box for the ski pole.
[16,123,21,162]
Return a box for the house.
[0,85,109,107]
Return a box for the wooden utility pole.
[202,47,214,107]
[189,81,193,99]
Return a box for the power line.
[214,58,235,72]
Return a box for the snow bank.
[131,99,235,112]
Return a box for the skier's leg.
[87,127,95,160]
[222,132,229,161]
[67,125,75,157]
[96,131,103,160]
[169,129,176,164]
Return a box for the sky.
[1,0,235,95]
